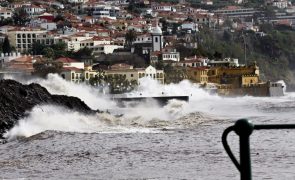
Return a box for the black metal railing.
[222,119,295,180]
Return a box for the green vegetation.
[192,25,295,87]
[12,7,30,26]
[32,60,63,78]
[2,36,12,54]
[89,70,138,94]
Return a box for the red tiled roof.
[56,57,78,63]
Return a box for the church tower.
[151,20,163,52]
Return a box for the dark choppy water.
[1,118,295,179]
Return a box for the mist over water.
[3,74,295,139]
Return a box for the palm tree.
[125,30,137,48]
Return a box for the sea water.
[1,74,295,179]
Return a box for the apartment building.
[7,28,47,52]
[91,5,120,20]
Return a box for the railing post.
[223,120,295,179]
[234,119,254,180]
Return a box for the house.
[4,55,43,74]
[23,4,46,16]
[60,67,84,83]
[56,57,85,69]
[91,44,124,56]
[208,58,240,67]
[152,2,176,12]
[0,7,13,19]
[105,65,164,84]
[162,48,180,62]
[91,5,120,20]
[181,22,199,32]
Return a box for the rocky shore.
[0,79,96,139]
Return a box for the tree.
[2,36,11,54]
[51,42,67,58]
[72,47,93,59]
[125,30,137,48]
[42,47,55,59]
[89,69,105,86]
[31,42,46,55]
[13,7,29,26]
[32,60,63,78]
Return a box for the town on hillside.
[0,0,291,95]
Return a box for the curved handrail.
[221,126,240,171]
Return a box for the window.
[155,37,158,43]
[72,73,75,79]
[86,73,89,79]
[131,74,133,77]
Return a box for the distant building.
[0,7,13,19]
[7,28,47,52]
[214,7,257,19]
[105,65,164,84]
[208,58,240,67]
[56,57,85,69]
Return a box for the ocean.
[1,74,295,179]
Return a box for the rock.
[0,79,96,139]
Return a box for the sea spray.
[3,74,295,138]
[4,105,163,140]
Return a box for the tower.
[151,20,163,52]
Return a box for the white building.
[23,5,46,16]
[91,44,123,55]
[151,22,163,52]
[105,65,164,84]
[92,5,120,20]
[0,7,13,19]
[272,0,289,9]
[152,3,176,12]
[162,49,180,62]
[67,0,89,3]
[56,57,85,69]
[181,22,199,32]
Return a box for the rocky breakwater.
[0,79,96,139]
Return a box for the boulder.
[0,79,95,138]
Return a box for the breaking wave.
[3,74,295,139]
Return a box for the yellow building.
[187,67,209,84]
[207,63,260,87]
[60,67,84,83]
[84,66,99,83]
